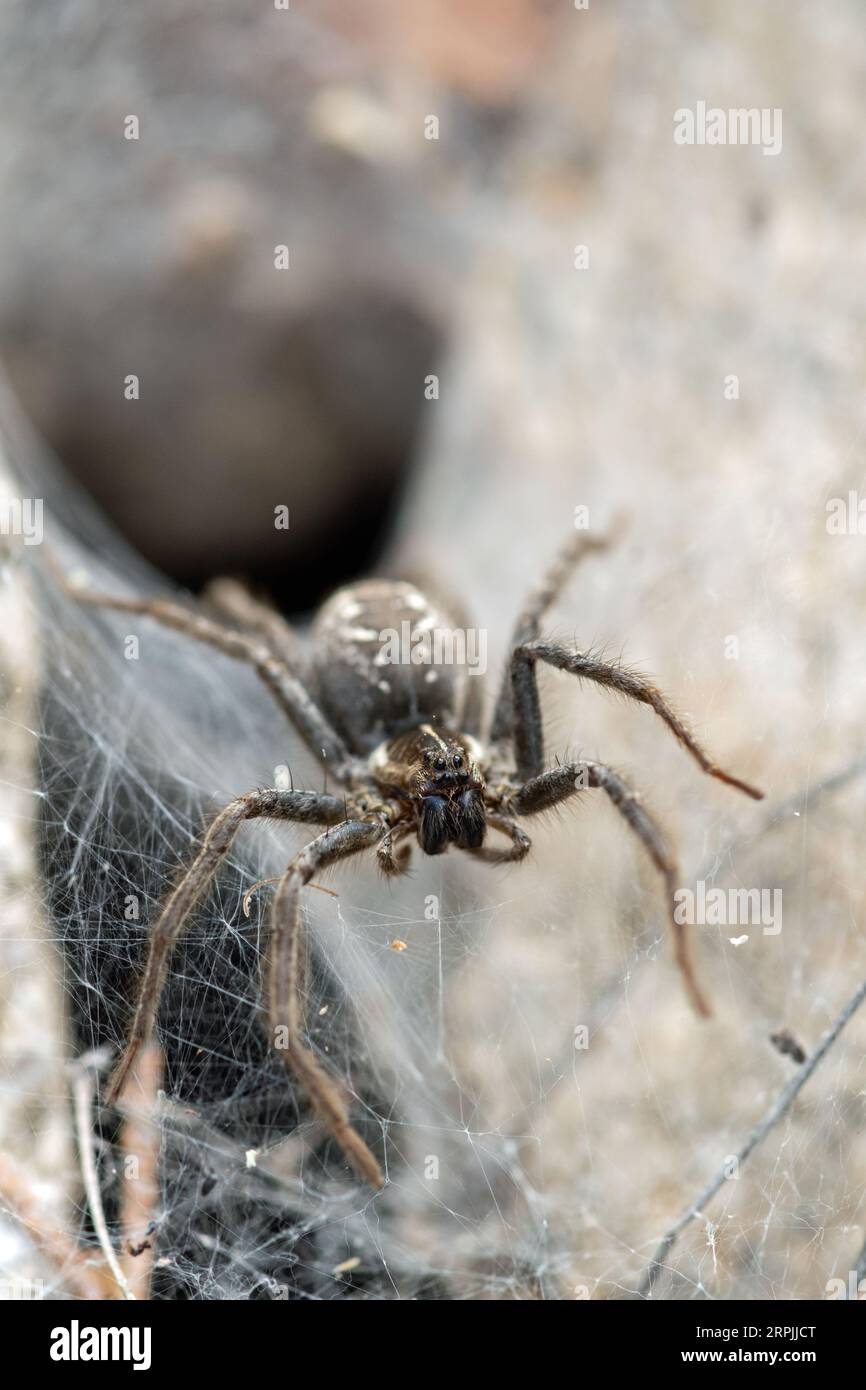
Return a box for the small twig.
[0,1151,107,1300]
[242,874,337,918]
[760,750,866,823]
[71,1054,137,1301]
[117,1043,163,1300]
[637,972,866,1298]
[697,750,866,880]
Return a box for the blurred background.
[0,0,865,1300]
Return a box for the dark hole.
[5,291,444,616]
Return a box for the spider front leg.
[508,639,764,799]
[506,762,710,1017]
[105,789,348,1104]
[267,819,386,1189]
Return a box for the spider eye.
[452,754,463,768]
[434,756,446,772]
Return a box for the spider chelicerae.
[63,531,762,1190]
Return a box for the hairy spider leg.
[64,582,355,781]
[489,527,612,743]
[507,761,710,1017]
[268,819,386,1189]
[508,638,764,798]
[104,790,346,1102]
[203,576,308,672]
[467,811,532,864]
[377,818,415,875]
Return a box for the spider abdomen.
[310,579,466,753]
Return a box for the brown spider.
[62,532,762,1190]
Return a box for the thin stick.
[71,1059,137,1301]
[0,1152,108,1301]
[242,875,338,919]
[698,749,866,880]
[117,1043,163,1300]
[637,972,866,1298]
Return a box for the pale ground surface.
[386,0,866,1299]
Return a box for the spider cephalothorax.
[371,724,487,854]
[63,529,764,1191]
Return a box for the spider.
[62,531,763,1190]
